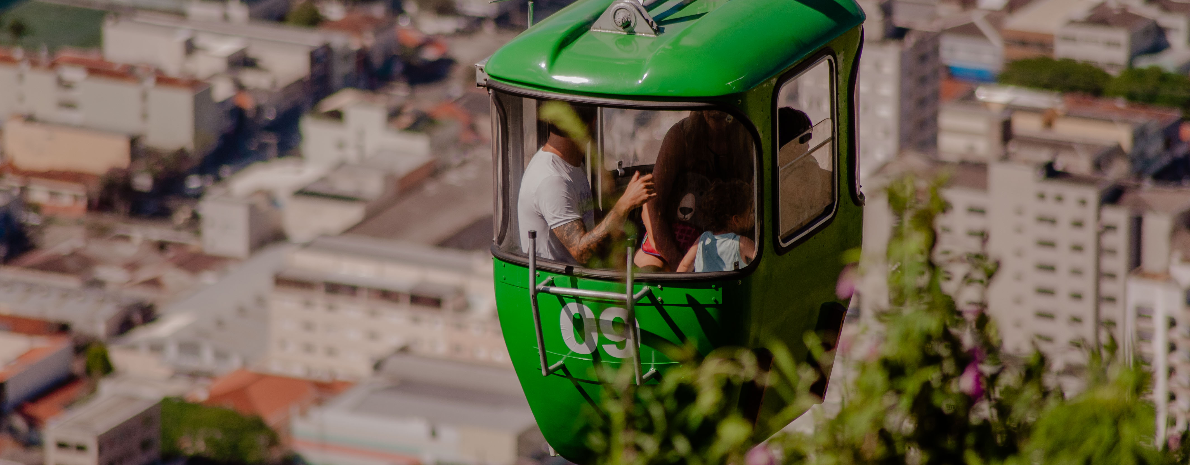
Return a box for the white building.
[1121,188,1190,441]
[299,88,433,166]
[264,235,506,380]
[103,11,362,110]
[0,50,223,156]
[0,269,154,340]
[0,333,72,411]
[860,155,1134,371]
[939,11,1005,82]
[113,243,293,377]
[44,394,162,465]
[857,0,941,176]
[199,158,328,258]
[291,353,539,465]
[1055,3,1164,74]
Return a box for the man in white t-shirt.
[518,106,655,265]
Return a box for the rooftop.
[110,11,352,49]
[1003,0,1098,34]
[940,10,1005,43]
[0,49,209,91]
[310,353,534,431]
[114,243,293,373]
[204,369,352,427]
[1116,185,1190,214]
[0,333,69,382]
[973,84,1182,125]
[1061,94,1182,126]
[1069,4,1155,30]
[204,158,332,201]
[318,12,392,36]
[19,378,90,427]
[48,393,158,435]
[0,272,143,332]
[294,165,393,202]
[301,235,486,274]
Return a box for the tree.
[587,173,1178,465]
[161,398,279,464]
[7,19,28,42]
[84,342,113,378]
[284,2,323,27]
[999,57,1111,96]
[1104,66,1190,110]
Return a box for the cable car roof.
[484,0,865,98]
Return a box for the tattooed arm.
[553,172,655,264]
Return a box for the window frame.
[486,80,764,281]
[772,51,840,252]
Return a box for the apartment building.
[938,84,1181,174]
[1001,0,1099,60]
[940,11,1006,82]
[0,333,72,411]
[0,50,222,156]
[986,163,1132,366]
[291,353,539,465]
[861,155,1134,370]
[300,88,433,166]
[103,12,360,110]
[857,0,941,176]
[1054,4,1163,74]
[1121,187,1190,441]
[3,117,132,176]
[264,236,506,380]
[44,394,161,465]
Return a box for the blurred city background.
[0,0,1176,462]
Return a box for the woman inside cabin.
[635,110,753,271]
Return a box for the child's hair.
[702,180,753,233]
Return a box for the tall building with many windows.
[861,155,1135,371]
[857,0,941,177]
[264,235,507,380]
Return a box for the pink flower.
[959,361,984,399]
[836,264,858,301]
[746,445,776,465]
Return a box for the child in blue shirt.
[676,180,755,272]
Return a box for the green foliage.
[161,398,279,464]
[7,19,29,41]
[1104,67,1190,110]
[999,57,1111,95]
[84,342,113,378]
[586,173,1177,465]
[284,2,323,27]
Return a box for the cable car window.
[492,91,757,273]
[776,56,836,244]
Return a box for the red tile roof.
[320,13,389,35]
[0,336,70,382]
[154,74,207,91]
[0,314,67,336]
[18,378,89,427]
[204,369,353,428]
[940,78,975,103]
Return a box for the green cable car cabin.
[477,0,865,460]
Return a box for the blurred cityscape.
[0,0,1181,462]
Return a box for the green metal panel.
[483,0,864,98]
[494,259,752,461]
[744,27,864,440]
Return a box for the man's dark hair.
[545,102,598,137]
[778,107,813,147]
[702,180,753,233]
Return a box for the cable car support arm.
[528,230,657,385]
